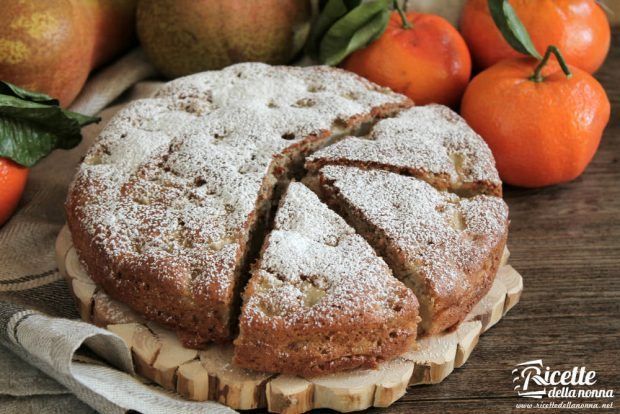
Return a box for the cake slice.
[314,166,508,335]
[234,182,419,376]
[306,105,502,196]
[66,63,412,347]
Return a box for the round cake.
[66,63,508,376]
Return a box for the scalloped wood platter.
[56,225,523,413]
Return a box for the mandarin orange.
[0,158,29,226]
[461,56,610,187]
[343,11,471,107]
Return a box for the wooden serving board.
[55,225,523,413]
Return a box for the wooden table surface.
[370,29,620,414]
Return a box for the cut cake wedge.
[313,166,509,335]
[306,105,502,196]
[234,182,419,376]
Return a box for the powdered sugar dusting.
[67,62,509,349]
[67,63,409,328]
[319,166,508,297]
[307,105,501,193]
[240,182,417,330]
[156,64,405,134]
[93,291,142,324]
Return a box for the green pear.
[137,0,312,78]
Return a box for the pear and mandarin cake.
[66,61,510,376]
[65,63,411,348]
[306,105,502,196]
[311,166,508,335]
[233,182,419,376]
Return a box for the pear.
[0,0,137,107]
[137,0,312,78]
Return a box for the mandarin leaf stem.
[530,45,572,82]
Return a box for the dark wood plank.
[376,27,620,414]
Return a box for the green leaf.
[307,0,362,58]
[488,0,541,59]
[0,81,58,105]
[0,83,100,167]
[319,0,390,66]
[62,109,101,128]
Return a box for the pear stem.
[393,0,412,29]
[530,45,572,83]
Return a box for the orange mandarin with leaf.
[342,5,471,107]
[460,0,610,73]
[460,0,610,188]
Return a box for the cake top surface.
[67,63,409,301]
[240,182,417,331]
[307,105,501,191]
[319,166,508,297]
